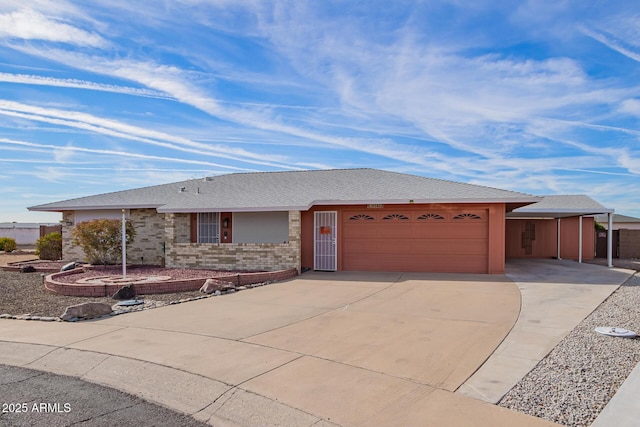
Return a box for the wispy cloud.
[0,138,253,172]
[0,8,106,47]
[0,1,639,220]
[0,100,298,169]
[0,73,172,99]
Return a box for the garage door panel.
[344,239,487,255]
[344,225,487,240]
[342,208,489,273]
[344,255,487,273]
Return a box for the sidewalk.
[458,259,633,404]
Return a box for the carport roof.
[28,168,541,213]
[507,195,613,218]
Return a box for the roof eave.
[28,204,162,212]
[157,197,542,213]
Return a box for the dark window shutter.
[190,213,198,243]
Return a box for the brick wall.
[61,209,166,265]
[128,209,165,265]
[61,212,84,261]
[44,267,298,297]
[619,229,640,258]
[165,210,301,271]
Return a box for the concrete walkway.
[458,259,634,404]
[0,270,557,427]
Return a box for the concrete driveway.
[0,270,570,426]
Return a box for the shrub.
[0,237,17,252]
[71,218,136,265]
[36,231,62,260]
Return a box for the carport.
[506,195,615,267]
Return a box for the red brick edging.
[44,268,299,297]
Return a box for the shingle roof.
[594,213,640,223]
[28,168,540,213]
[508,195,613,218]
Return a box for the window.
[417,213,445,220]
[452,213,482,220]
[382,214,409,220]
[198,212,219,243]
[349,214,375,221]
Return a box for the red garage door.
[342,209,489,273]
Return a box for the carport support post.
[607,213,613,268]
[122,209,127,279]
[557,218,561,260]
[578,215,583,263]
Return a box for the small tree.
[35,232,62,260]
[71,219,136,265]
[0,237,17,252]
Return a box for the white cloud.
[0,8,106,47]
[0,73,172,99]
[0,138,250,170]
[0,100,297,169]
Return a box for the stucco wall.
[301,203,505,274]
[0,225,40,245]
[165,210,301,271]
[505,217,595,261]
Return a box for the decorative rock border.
[44,267,298,297]
[1,276,285,322]
[1,259,64,273]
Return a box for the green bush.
[36,232,62,260]
[71,218,136,265]
[0,237,17,252]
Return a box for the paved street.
[0,365,207,427]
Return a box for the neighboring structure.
[28,169,615,273]
[594,214,640,259]
[594,214,640,230]
[0,223,60,246]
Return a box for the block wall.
[619,229,640,258]
[165,211,301,271]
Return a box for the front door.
[314,211,337,270]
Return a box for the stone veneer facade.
[165,210,301,271]
[62,209,301,272]
[62,209,166,266]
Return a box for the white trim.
[607,213,614,268]
[578,215,583,263]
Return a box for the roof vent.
[179,187,186,193]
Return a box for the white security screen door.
[314,211,337,271]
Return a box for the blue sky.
[1,1,639,223]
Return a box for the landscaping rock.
[20,265,36,273]
[60,302,112,321]
[200,278,235,294]
[60,262,79,272]
[112,284,136,300]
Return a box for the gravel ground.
[0,251,213,318]
[0,252,247,318]
[0,270,205,318]
[499,272,640,426]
